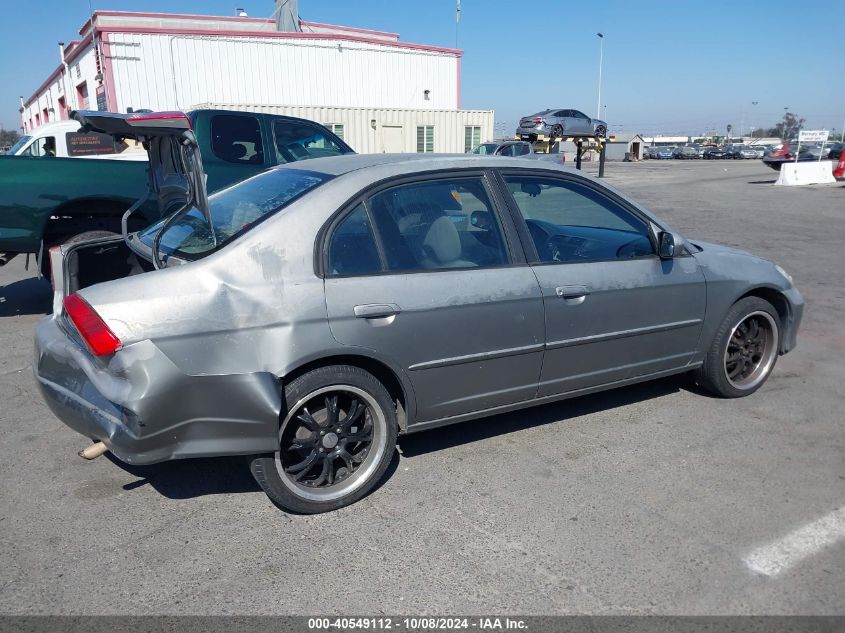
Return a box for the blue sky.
[2,0,843,136]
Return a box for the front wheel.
[695,297,781,398]
[594,125,607,139]
[248,365,397,514]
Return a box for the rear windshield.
[138,168,333,259]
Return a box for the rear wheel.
[695,297,781,398]
[249,365,398,514]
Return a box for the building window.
[416,126,434,153]
[76,82,89,110]
[464,126,481,153]
[327,123,344,140]
[74,64,81,79]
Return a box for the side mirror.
[658,232,676,259]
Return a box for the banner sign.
[798,130,829,143]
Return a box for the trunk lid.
[70,110,214,269]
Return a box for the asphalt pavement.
[0,159,842,615]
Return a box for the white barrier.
[775,161,836,186]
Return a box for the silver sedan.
[517,108,608,140]
[35,115,803,514]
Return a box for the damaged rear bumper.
[34,316,281,465]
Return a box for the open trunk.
[53,110,212,300]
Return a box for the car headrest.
[423,216,462,264]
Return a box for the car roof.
[269,153,551,177]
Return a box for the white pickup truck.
[9,120,146,160]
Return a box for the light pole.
[783,106,789,139]
[596,33,604,119]
[750,101,758,138]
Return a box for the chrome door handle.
[555,285,589,299]
[354,304,401,319]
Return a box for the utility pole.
[596,33,604,119]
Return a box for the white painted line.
[743,507,845,577]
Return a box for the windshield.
[9,136,31,154]
[138,168,333,260]
[472,143,498,155]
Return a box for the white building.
[20,9,492,153]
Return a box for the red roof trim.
[95,26,463,56]
[300,20,400,39]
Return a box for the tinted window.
[514,143,530,156]
[498,144,516,157]
[139,168,332,259]
[367,177,509,271]
[274,120,347,163]
[328,204,381,276]
[473,143,498,155]
[211,114,264,165]
[504,175,653,263]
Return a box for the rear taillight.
[531,117,543,123]
[63,294,121,356]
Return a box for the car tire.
[694,297,781,398]
[595,125,607,139]
[248,365,398,514]
[551,124,563,138]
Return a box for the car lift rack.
[517,133,615,177]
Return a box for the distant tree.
[0,129,20,147]
[769,112,805,140]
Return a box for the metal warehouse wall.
[106,33,459,113]
[194,102,494,154]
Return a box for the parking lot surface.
[0,160,842,615]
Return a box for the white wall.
[22,44,99,132]
[195,102,494,154]
[107,33,459,114]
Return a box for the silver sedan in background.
[517,108,608,140]
[35,114,803,514]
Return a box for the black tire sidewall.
[698,297,781,398]
[249,365,398,514]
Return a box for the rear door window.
[366,177,509,272]
[210,114,264,165]
[274,120,347,163]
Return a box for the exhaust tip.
[78,441,108,460]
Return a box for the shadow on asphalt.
[747,179,777,185]
[110,442,402,503]
[398,375,690,458]
[106,376,691,502]
[0,277,51,317]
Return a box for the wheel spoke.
[747,318,760,340]
[338,449,354,474]
[297,407,320,432]
[325,395,339,426]
[288,434,317,451]
[310,455,332,487]
[727,362,745,379]
[341,399,365,431]
[286,449,318,476]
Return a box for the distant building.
[604,133,644,160]
[19,9,492,153]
